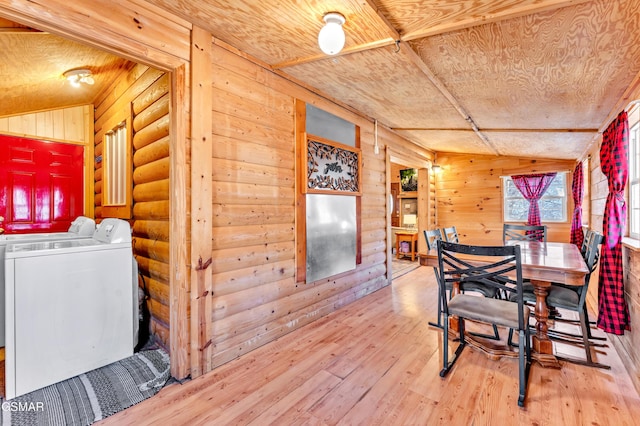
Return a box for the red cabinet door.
[0,134,84,233]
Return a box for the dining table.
[422,240,589,368]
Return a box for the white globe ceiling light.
[63,69,95,87]
[318,12,346,55]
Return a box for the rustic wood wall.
[192,40,434,374]
[585,139,640,395]
[0,0,192,379]
[434,153,575,245]
[0,106,90,143]
[93,64,171,349]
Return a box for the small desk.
[422,241,588,367]
[396,232,418,261]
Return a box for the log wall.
[200,41,434,372]
[434,153,575,245]
[93,64,171,349]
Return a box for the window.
[629,105,639,239]
[101,120,132,219]
[503,173,567,222]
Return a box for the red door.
[0,134,84,234]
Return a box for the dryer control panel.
[68,216,96,236]
[94,218,131,243]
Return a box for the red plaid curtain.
[570,162,584,248]
[598,111,630,335]
[511,173,557,239]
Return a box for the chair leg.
[553,310,610,369]
[428,285,444,329]
[580,310,594,364]
[518,328,532,407]
[469,323,500,341]
[429,267,444,329]
[440,316,466,377]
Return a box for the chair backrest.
[581,228,594,257]
[503,223,547,244]
[575,230,604,305]
[584,231,604,275]
[436,240,525,328]
[424,229,443,250]
[443,226,459,243]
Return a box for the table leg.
[530,279,553,354]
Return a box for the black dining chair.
[436,240,532,407]
[503,223,547,244]
[515,231,608,369]
[443,226,459,243]
[425,229,500,339]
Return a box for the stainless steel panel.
[306,194,356,282]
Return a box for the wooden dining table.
[422,240,589,367]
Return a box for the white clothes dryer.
[4,218,135,399]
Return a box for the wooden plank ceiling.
[3,1,640,159]
[0,18,133,117]
[149,0,640,159]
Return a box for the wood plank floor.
[99,266,640,425]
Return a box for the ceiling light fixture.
[318,12,346,55]
[63,69,94,87]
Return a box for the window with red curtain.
[510,172,557,227]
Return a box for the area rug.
[392,257,420,279]
[1,348,170,426]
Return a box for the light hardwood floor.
[100,266,640,425]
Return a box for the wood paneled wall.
[0,105,91,143]
[94,64,171,349]
[434,153,575,245]
[585,142,640,395]
[193,40,435,375]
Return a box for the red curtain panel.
[598,111,630,335]
[570,162,584,248]
[511,172,557,241]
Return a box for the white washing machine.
[0,216,96,346]
[4,218,135,399]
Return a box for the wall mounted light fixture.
[63,69,94,87]
[318,12,346,55]
[432,163,442,173]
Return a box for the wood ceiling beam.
[355,0,501,154]
[272,38,395,69]
[358,0,499,154]
[392,128,599,133]
[400,0,593,42]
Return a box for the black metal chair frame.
[443,226,459,243]
[509,231,608,369]
[426,229,500,340]
[545,231,608,368]
[437,240,532,407]
[503,223,547,244]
